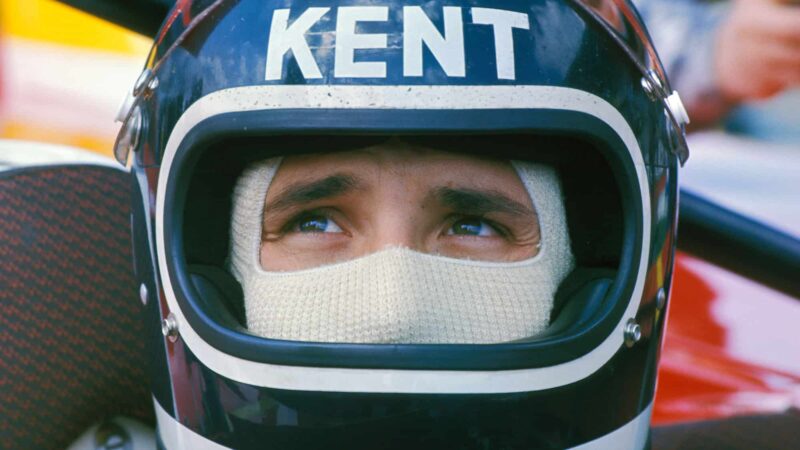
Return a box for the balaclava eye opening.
[229,153,574,344]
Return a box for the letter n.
[403,7,465,77]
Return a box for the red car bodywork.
[654,251,800,425]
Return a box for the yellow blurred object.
[0,0,153,158]
[1,120,111,155]
[0,0,151,54]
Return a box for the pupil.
[454,219,481,235]
[299,216,327,232]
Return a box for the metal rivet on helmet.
[161,314,179,343]
[139,283,148,306]
[133,69,154,97]
[656,288,667,311]
[624,319,642,348]
[640,70,664,101]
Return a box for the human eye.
[291,213,343,234]
[446,217,502,237]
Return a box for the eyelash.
[446,215,510,238]
[282,209,337,233]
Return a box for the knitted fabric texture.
[229,158,574,344]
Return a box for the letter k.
[265,8,330,81]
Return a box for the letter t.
[471,8,529,81]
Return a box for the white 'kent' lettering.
[471,8,530,80]
[403,6,465,77]
[265,8,330,80]
[264,6,532,81]
[335,7,389,78]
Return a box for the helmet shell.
[125,0,683,448]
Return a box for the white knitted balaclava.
[229,158,574,344]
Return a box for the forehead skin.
[266,140,534,210]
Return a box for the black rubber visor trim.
[162,108,645,370]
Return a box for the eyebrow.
[265,173,362,213]
[433,187,535,217]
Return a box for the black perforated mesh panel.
[0,164,153,450]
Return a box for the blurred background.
[0,0,149,156]
[636,0,800,239]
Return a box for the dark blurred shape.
[56,0,174,37]
[679,190,800,299]
[0,164,153,450]
[652,409,800,450]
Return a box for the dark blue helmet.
[119,0,689,448]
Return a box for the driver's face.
[260,140,541,271]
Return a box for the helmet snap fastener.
[666,91,690,126]
[656,288,666,311]
[161,314,179,343]
[147,76,160,92]
[133,69,153,97]
[640,71,663,101]
[139,283,148,306]
[624,320,642,348]
[113,105,143,164]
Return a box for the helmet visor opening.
[161,108,644,370]
[176,133,629,345]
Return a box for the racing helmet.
[118,0,689,448]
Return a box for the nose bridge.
[364,177,424,254]
[369,211,418,252]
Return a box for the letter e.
[334,7,388,78]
